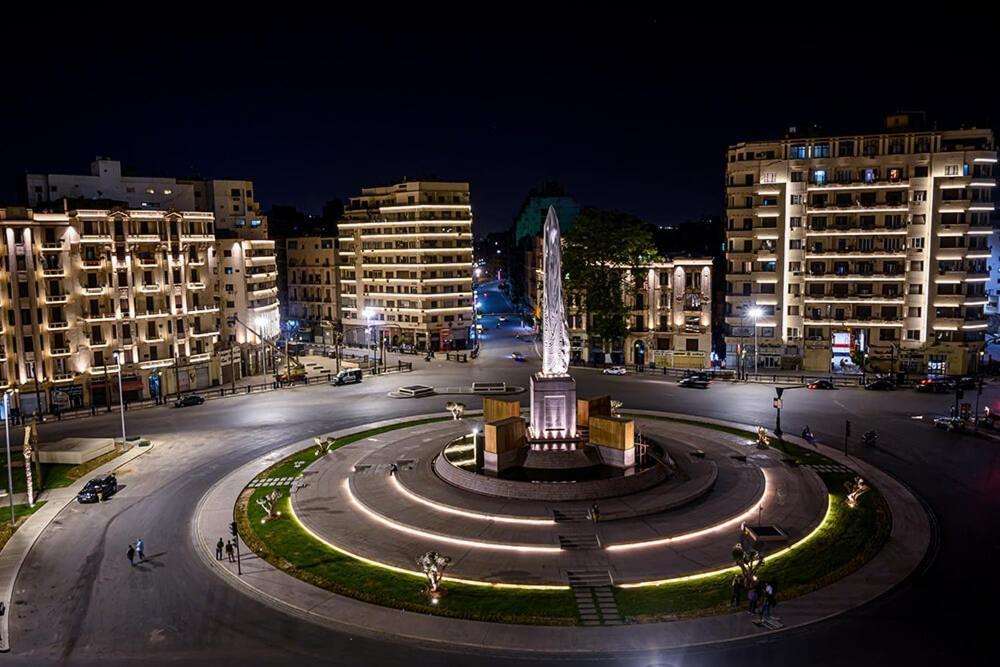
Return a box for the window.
[787,327,799,338]
[864,168,876,183]
[145,188,155,194]
[907,306,921,317]
[164,189,172,195]
[879,328,897,341]
[789,239,802,249]
[813,169,827,185]
[790,145,806,159]
[787,305,799,316]
[945,165,960,176]
[914,165,928,177]
[813,143,830,158]
[790,216,802,228]
[837,141,854,157]
[250,219,262,227]
[910,237,924,249]
[791,171,803,182]
[791,194,803,205]
[231,188,241,197]
[224,267,233,274]
[863,139,879,157]
[909,261,924,271]
[906,329,920,340]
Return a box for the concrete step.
[553,509,589,522]
[559,535,600,550]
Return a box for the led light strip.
[618,494,834,588]
[287,499,568,590]
[390,475,554,526]
[606,468,774,552]
[345,480,560,553]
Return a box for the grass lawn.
[241,416,577,624]
[613,415,892,621]
[0,501,47,551]
[1,448,125,494]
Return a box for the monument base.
[529,373,577,441]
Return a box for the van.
[332,368,363,386]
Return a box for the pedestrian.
[135,538,145,561]
[215,538,224,560]
[730,574,744,608]
[760,582,774,620]
[127,544,136,567]
[747,582,758,615]
[225,540,235,563]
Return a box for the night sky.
[4,15,996,234]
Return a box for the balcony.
[86,340,111,349]
[46,294,70,305]
[129,233,161,243]
[82,313,117,323]
[81,259,106,270]
[932,317,965,331]
[245,255,276,267]
[180,233,214,243]
[187,281,207,290]
[139,358,175,370]
[806,202,908,214]
[47,321,70,331]
[189,352,212,363]
[189,304,220,314]
[804,249,906,260]
[80,234,113,243]
[803,294,904,304]
[136,258,160,268]
[187,258,206,266]
[81,286,107,296]
[141,336,165,344]
[191,330,219,339]
[249,286,278,299]
[139,283,161,293]
[41,243,64,252]
[52,373,75,383]
[247,271,278,283]
[804,272,906,281]
[42,266,66,278]
[806,225,907,236]
[50,347,71,357]
[135,310,170,320]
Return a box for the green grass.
[0,501,47,551]
[1,448,125,494]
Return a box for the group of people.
[215,538,237,563]
[731,576,778,622]
[126,538,145,566]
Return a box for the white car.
[603,366,627,376]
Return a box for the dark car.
[807,379,835,390]
[955,376,978,390]
[678,374,711,389]
[76,474,118,503]
[332,368,363,386]
[174,393,205,408]
[915,377,953,393]
[933,417,966,432]
[864,378,895,391]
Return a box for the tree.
[562,208,660,353]
[732,542,764,589]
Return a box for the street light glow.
[748,307,763,320]
[363,307,375,322]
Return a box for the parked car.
[678,374,711,389]
[916,377,954,394]
[603,366,627,376]
[332,368,363,386]
[864,378,895,391]
[955,376,978,390]
[510,352,525,362]
[807,379,835,390]
[174,393,205,408]
[76,474,118,503]
[933,417,966,432]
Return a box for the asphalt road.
[7,282,998,666]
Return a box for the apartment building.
[532,252,714,368]
[285,236,339,343]
[217,238,280,374]
[0,206,223,414]
[338,180,474,352]
[724,116,995,375]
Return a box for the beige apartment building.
[0,206,224,414]
[285,237,339,343]
[338,180,474,352]
[725,116,995,376]
[217,238,280,375]
[531,247,713,368]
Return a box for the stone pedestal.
[483,397,522,424]
[483,416,526,473]
[529,373,577,441]
[589,415,635,468]
[577,395,612,428]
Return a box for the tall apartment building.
[217,238,280,374]
[285,236,339,343]
[338,180,474,352]
[0,206,223,414]
[724,116,995,375]
[533,254,713,368]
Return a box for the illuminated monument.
[529,207,578,444]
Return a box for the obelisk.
[529,207,577,442]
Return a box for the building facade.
[285,236,339,343]
[533,256,714,368]
[338,180,474,352]
[724,118,995,376]
[0,206,224,414]
[217,238,280,375]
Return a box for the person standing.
[135,538,145,562]
[215,538,224,560]
[127,544,136,567]
[730,574,744,608]
[761,582,774,620]
[225,540,235,563]
[747,582,758,615]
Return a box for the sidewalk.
[191,410,930,656]
[0,442,153,651]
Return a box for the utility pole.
[844,419,851,456]
[773,387,784,438]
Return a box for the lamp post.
[748,306,763,377]
[111,351,127,446]
[4,389,17,527]
[363,307,376,373]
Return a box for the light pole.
[363,307,376,373]
[748,306,763,377]
[111,351,127,446]
[4,389,17,527]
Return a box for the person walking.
[747,582,759,615]
[135,538,145,562]
[127,544,136,567]
[225,540,235,563]
[760,582,774,620]
[730,574,744,608]
[215,538,224,560]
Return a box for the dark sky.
[3,13,996,234]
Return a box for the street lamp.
[111,351,127,447]
[4,389,17,527]
[363,308,376,371]
[747,306,763,377]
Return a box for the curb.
[190,410,931,657]
[0,441,154,652]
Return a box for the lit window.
[164,189,173,195]
[146,188,155,195]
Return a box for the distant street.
[4,280,998,665]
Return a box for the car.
[602,366,627,376]
[174,393,205,407]
[955,376,978,390]
[498,316,508,322]
[933,417,966,432]
[864,378,895,391]
[678,374,711,389]
[332,368,363,386]
[510,352,525,362]
[807,379,835,390]
[916,377,954,393]
[76,474,118,503]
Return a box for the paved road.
[5,282,997,665]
